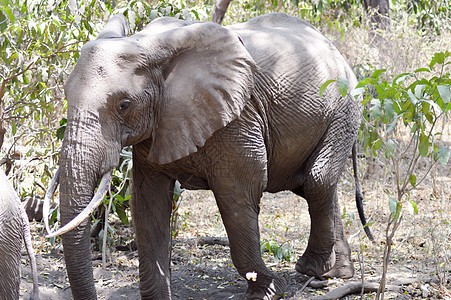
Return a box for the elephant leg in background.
[294,109,357,279]
[131,151,175,300]
[0,212,22,300]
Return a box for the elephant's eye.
[119,99,131,112]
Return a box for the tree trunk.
[364,0,390,30]
[212,0,232,25]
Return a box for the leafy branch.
[321,50,450,299]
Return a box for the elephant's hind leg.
[293,186,353,279]
[293,108,357,279]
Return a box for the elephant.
[43,12,373,299]
[0,169,39,300]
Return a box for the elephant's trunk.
[57,109,121,300]
[59,157,99,300]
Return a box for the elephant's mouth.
[43,169,113,238]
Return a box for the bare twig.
[299,276,315,292]
[313,281,402,300]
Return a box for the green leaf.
[383,99,395,121]
[319,79,336,98]
[418,133,429,157]
[407,201,418,215]
[386,116,399,133]
[409,174,416,187]
[437,85,451,104]
[431,52,445,68]
[0,10,7,31]
[436,146,450,166]
[116,204,129,225]
[394,73,410,85]
[337,76,349,97]
[56,125,66,140]
[370,98,382,120]
[373,138,382,150]
[414,67,430,73]
[351,87,365,99]
[386,139,395,155]
[389,196,397,215]
[3,6,15,24]
[414,84,426,99]
[356,78,377,88]
[11,120,17,135]
[407,90,418,105]
[372,69,386,79]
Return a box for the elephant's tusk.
[43,167,60,235]
[45,170,112,238]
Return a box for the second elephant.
[0,169,39,300]
[45,13,372,299]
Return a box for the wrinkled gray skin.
[0,170,39,300]
[59,13,363,299]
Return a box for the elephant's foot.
[321,258,354,279]
[244,272,286,300]
[322,241,354,279]
[295,247,336,277]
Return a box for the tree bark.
[212,0,232,25]
[364,0,390,30]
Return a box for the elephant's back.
[228,13,359,192]
[227,13,356,93]
[0,170,24,237]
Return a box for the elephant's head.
[45,15,255,298]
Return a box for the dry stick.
[102,175,129,268]
[314,276,439,300]
[312,281,402,300]
[377,214,402,300]
[102,188,115,268]
[299,276,315,292]
[357,246,365,299]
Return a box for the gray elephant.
[44,13,373,299]
[0,169,39,300]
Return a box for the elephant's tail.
[20,206,40,300]
[352,143,374,241]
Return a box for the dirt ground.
[18,155,450,299]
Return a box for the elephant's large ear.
[97,14,129,39]
[146,22,256,164]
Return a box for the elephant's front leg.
[213,183,286,300]
[131,157,174,299]
[209,135,286,299]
